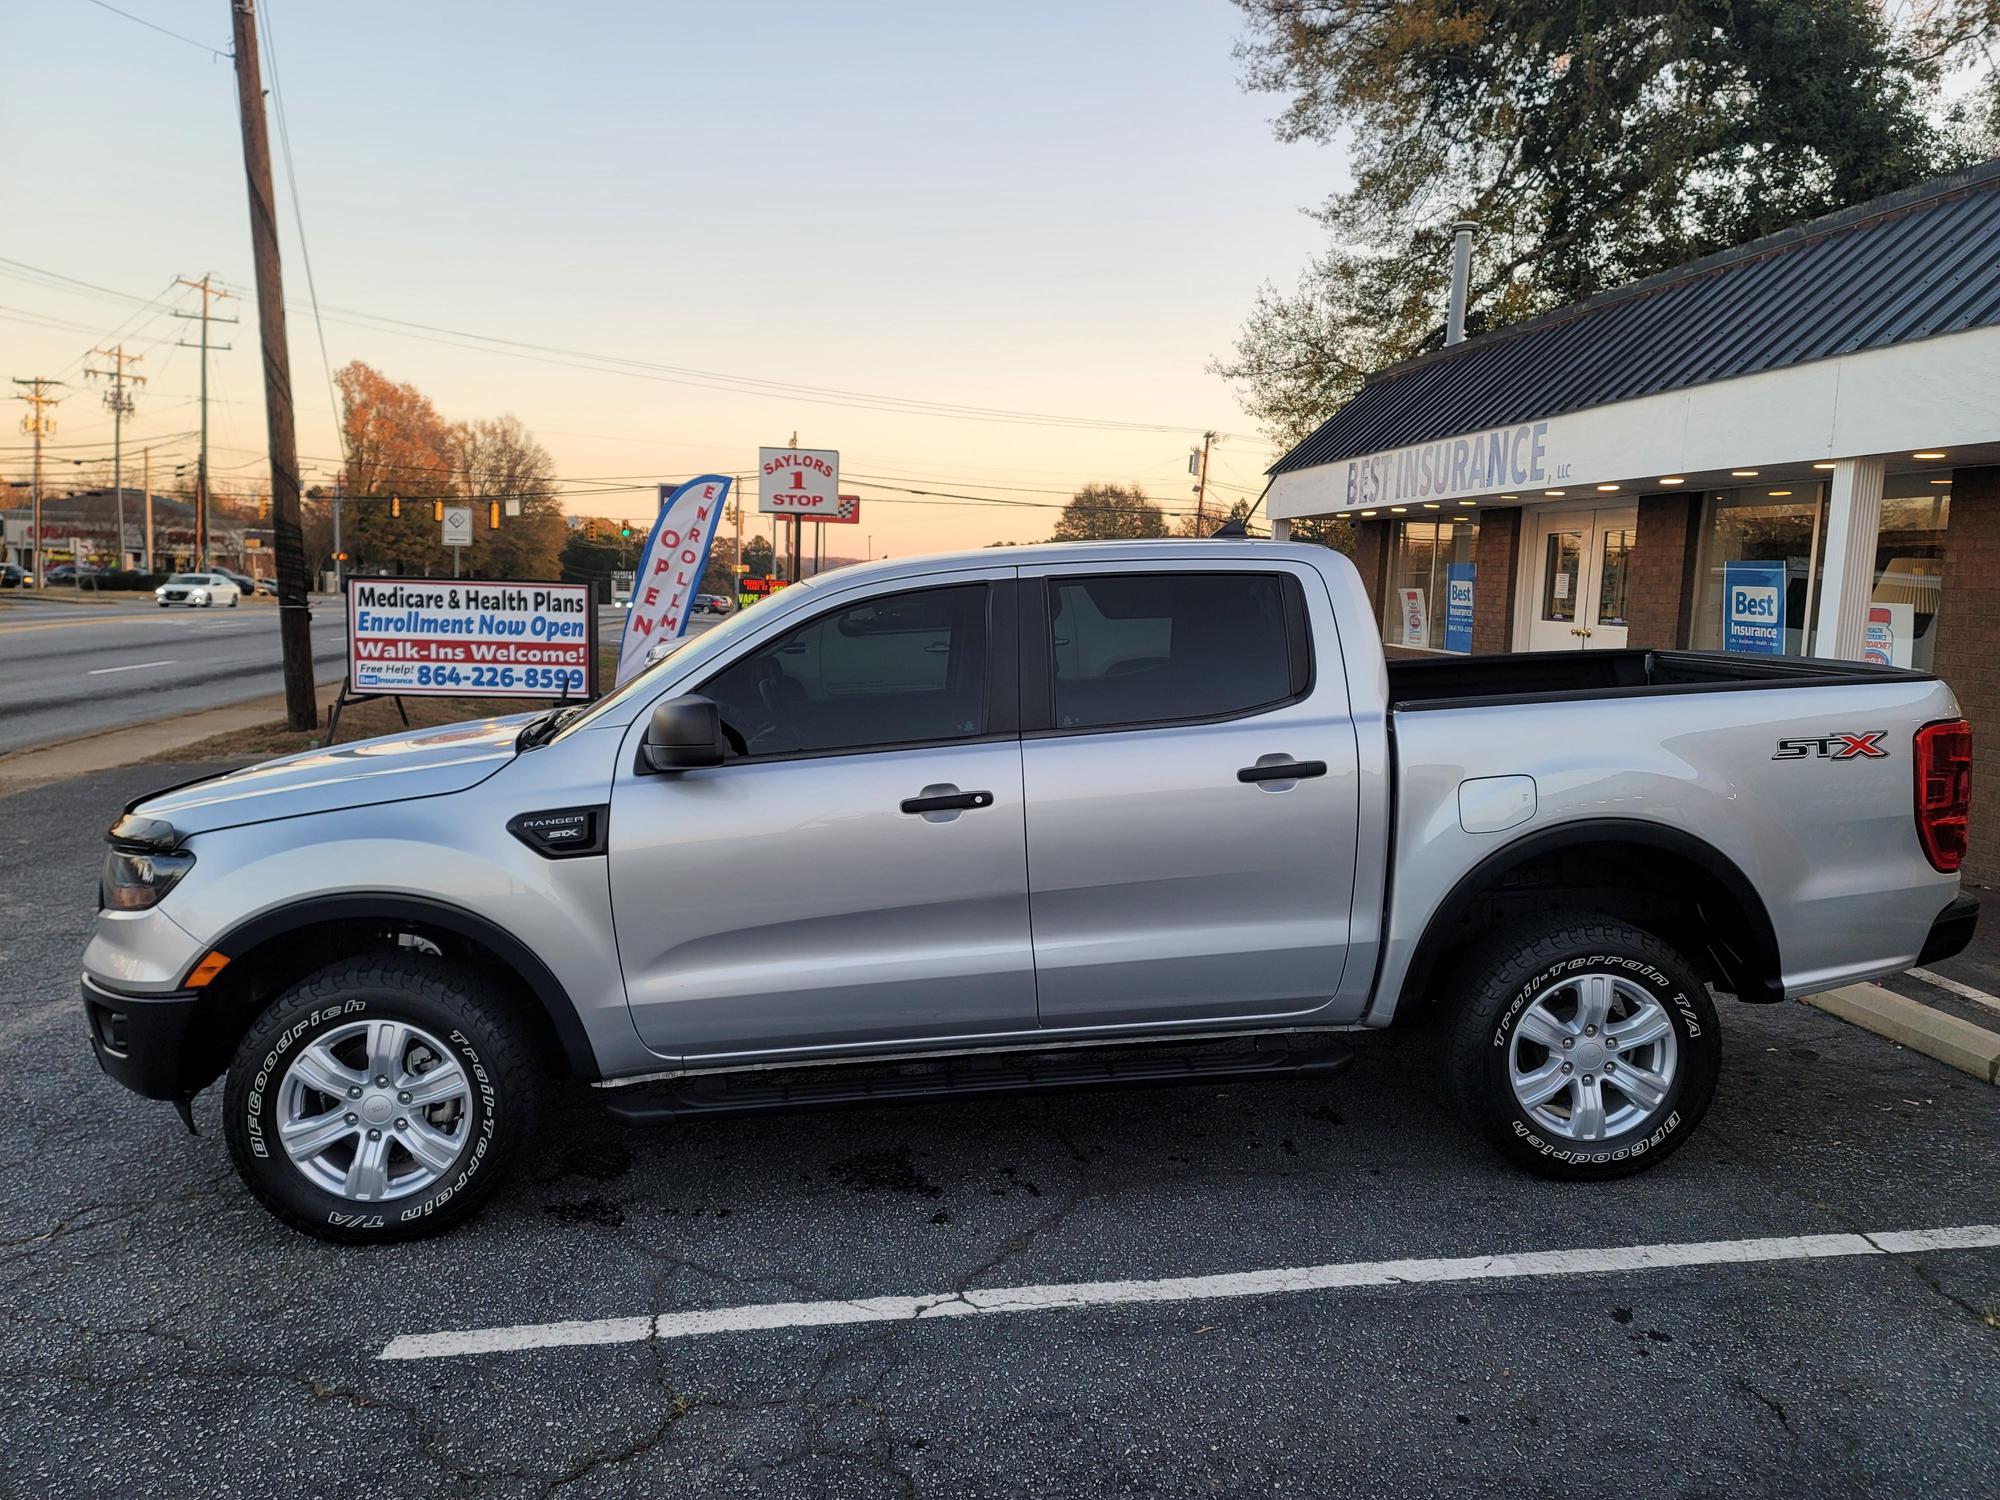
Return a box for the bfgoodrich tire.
[223,956,543,1243]
[1439,915,1719,1180]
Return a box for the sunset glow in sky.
[9,1,1341,556]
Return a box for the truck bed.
[1385,649,1929,712]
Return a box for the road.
[0,600,348,754]
[5,764,1997,1498]
[0,601,676,755]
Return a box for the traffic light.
[390,495,401,518]
[333,550,349,562]
[433,499,444,522]
[256,495,270,520]
[620,523,632,539]
[488,501,501,529]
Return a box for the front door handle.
[1237,760,1328,784]
[900,789,994,814]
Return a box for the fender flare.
[1403,817,1784,1006]
[197,893,601,1079]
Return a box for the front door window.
[1541,531,1583,624]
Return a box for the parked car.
[81,540,1976,1241]
[694,593,732,615]
[256,577,278,597]
[154,573,241,608]
[45,562,104,585]
[215,568,258,595]
[0,563,27,588]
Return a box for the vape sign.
[759,447,841,518]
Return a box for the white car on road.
[155,573,241,609]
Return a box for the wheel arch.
[180,894,600,1092]
[1395,818,1784,1019]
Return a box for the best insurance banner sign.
[615,474,732,686]
[347,578,597,699]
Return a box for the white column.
[1270,517,1292,542]
[1811,456,1886,659]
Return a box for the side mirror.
[639,695,726,774]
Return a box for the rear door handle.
[900,789,994,814]
[1237,760,1328,784]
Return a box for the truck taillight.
[1914,719,1972,873]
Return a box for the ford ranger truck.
[80,541,1978,1241]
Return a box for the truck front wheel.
[222,955,544,1242]
[1439,915,1720,1180]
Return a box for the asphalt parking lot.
[5,765,1998,1499]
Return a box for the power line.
[76,0,231,59]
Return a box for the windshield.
[553,592,793,741]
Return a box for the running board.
[603,1040,1354,1125]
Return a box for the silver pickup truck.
[81,540,1977,1241]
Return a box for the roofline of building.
[1352,157,2000,393]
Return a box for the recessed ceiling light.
[1731,470,1759,478]
[1390,506,1409,513]
[1930,478,1951,486]
[1659,476,1686,485]
[1813,462,1837,470]
[1595,483,1620,492]
[1913,451,1947,460]
[1359,510,1377,517]
[1498,494,1517,501]
[1543,489,1566,496]
[1768,489,1793,497]
[1422,502,1440,509]
[1458,500,1478,507]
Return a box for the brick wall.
[1471,508,1522,653]
[1625,492,1701,649]
[1931,465,2000,888]
[1351,518,1391,622]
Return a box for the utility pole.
[174,273,236,568]
[142,447,154,571]
[86,345,146,566]
[229,0,318,731]
[1192,430,1219,535]
[10,378,64,588]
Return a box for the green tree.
[1050,483,1168,541]
[1217,0,1998,446]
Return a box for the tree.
[741,534,775,577]
[449,414,564,580]
[1217,0,1998,446]
[1051,483,1168,541]
[334,362,455,574]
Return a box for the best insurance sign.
[346,578,597,699]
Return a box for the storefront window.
[1870,481,1949,670]
[1380,519,1480,652]
[1689,488,1826,656]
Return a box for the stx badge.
[1773,732,1889,761]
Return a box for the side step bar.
[604,1041,1354,1125]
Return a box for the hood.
[134,714,533,837]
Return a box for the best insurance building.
[1264,162,2000,884]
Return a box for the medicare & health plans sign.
[346,578,597,698]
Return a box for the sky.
[6,1,1342,556]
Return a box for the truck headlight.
[100,848,196,911]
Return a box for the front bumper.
[1917,892,1980,967]
[81,974,200,1101]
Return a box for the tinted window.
[1049,573,1296,730]
[700,584,988,758]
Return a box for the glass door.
[1525,507,1636,650]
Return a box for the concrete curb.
[0,680,344,796]
[1803,983,2000,1085]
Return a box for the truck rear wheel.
[222,955,543,1243]
[1438,915,1719,1179]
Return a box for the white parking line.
[378,1222,2000,1362]
[1909,967,2000,1018]
[85,659,177,676]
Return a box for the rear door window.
[1046,572,1303,731]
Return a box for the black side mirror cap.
[638,695,726,774]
